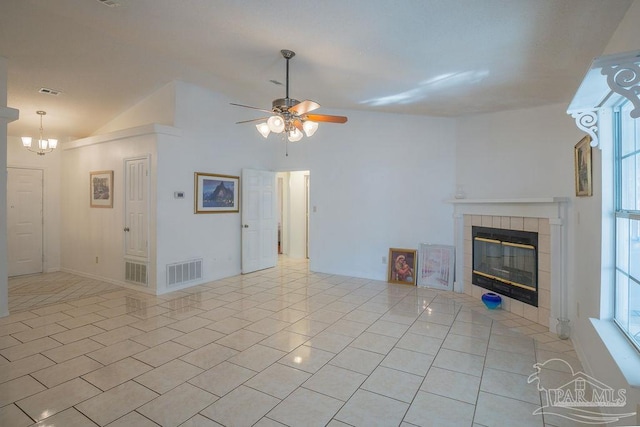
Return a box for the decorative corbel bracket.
[601,60,640,119]
[570,109,599,148]
[568,50,640,147]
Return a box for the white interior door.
[242,169,277,274]
[7,168,43,276]
[305,173,310,259]
[125,157,149,259]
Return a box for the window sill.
[590,318,640,389]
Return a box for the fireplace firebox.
[472,226,538,307]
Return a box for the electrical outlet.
[382,256,387,264]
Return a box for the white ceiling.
[0,0,634,140]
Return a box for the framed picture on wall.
[574,135,592,197]
[90,170,114,208]
[388,248,417,285]
[194,172,239,213]
[417,243,455,290]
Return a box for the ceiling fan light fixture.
[288,128,303,142]
[256,122,271,138]
[231,49,347,147]
[303,120,318,137]
[267,115,285,133]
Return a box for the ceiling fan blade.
[289,100,320,115]
[230,103,274,115]
[292,118,303,131]
[236,117,271,124]
[306,114,348,124]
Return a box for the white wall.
[273,110,457,280]
[93,81,176,136]
[152,85,458,284]
[154,81,278,293]
[6,136,62,272]
[54,80,279,294]
[61,129,159,291]
[456,103,579,198]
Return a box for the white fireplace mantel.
[447,197,570,331]
[447,197,569,221]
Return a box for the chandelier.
[22,110,57,155]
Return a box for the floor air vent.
[125,261,148,286]
[167,259,202,287]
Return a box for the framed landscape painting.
[194,172,239,213]
[388,248,417,285]
[90,170,114,208]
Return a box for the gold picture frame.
[194,172,239,213]
[90,170,114,208]
[574,135,592,197]
[388,248,417,285]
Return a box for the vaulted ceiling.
[0,0,633,140]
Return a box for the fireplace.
[472,226,538,307]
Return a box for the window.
[614,101,640,351]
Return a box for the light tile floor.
[2,258,586,426]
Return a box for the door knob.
[124,227,130,232]
[243,224,249,228]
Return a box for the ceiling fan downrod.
[281,49,295,100]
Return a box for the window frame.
[613,106,640,352]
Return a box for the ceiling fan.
[231,49,348,143]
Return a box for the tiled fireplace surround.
[450,198,569,332]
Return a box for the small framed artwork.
[574,135,592,197]
[418,244,455,290]
[90,170,114,208]
[388,248,417,285]
[194,172,239,213]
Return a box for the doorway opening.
[277,171,310,260]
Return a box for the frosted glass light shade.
[38,139,48,150]
[256,122,270,138]
[48,139,58,149]
[22,137,32,147]
[303,120,318,137]
[288,128,303,142]
[267,115,285,133]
